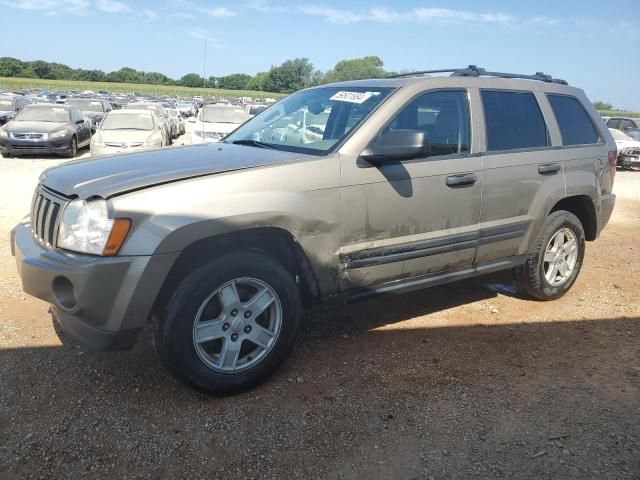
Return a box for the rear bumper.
[11,220,178,350]
[598,193,616,235]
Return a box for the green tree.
[218,73,252,90]
[0,57,30,77]
[143,71,172,85]
[29,60,55,79]
[106,67,143,83]
[593,101,612,110]
[73,69,107,82]
[323,56,386,83]
[179,73,205,88]
[246,72,268,91]
[264,58,315,93]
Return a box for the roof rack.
[389,65,568,85]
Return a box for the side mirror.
[188,117,196,123]
[361,129,430,163]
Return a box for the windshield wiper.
[230,139,277,150]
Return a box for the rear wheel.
[154,251,302,395]
[512,210,585,300]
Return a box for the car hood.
[40,143,309,198]
[615,139,640,151]
[193,122,241,134]
[96,129,153,144]
[7,121,67,133]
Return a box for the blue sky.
[1,0,639,109]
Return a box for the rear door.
[475,88,565,264]
[339,89,483,290]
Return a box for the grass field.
[0,77,285,100]
[598,109,640,118]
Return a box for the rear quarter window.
[547,94,600,146]
[481,90,549,151]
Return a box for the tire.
[512,210,585,300]
[64,136,77,158]
[154,251,302,395]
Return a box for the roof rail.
[389,65,568,85]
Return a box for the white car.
[90,110,164,156]
[609,128,640,169]
[190,104,250,143]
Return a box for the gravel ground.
[0,150,638,479]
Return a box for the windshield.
[198,106,250,124]
[67,99,104,112]
[100,112,154,130]
[14,107,69,123]
[610,128,632,141]
[225,86,393,155]
[0,98,12,109]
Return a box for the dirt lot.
[0,155,638,479]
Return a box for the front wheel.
[512,210,585,300]
[154,251,302,395]
[64,136,77,158]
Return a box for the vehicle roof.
[316,75,582,94]
[23,103,73,109]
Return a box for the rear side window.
[547,94,600,146]
[481,90,549,151]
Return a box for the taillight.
[608,150,617,181]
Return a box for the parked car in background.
[190,103,250,143]
[246,104,269,117]
[125,102,171,145]
[172,108,185,135]
[66,98,113,132]
[91,110,164,156]
[0,95,31,126]
[0,104,91,157]
[165,107,179,139]
[177,102,195,117]
[626,128,640,141]
[609,128,640,169]
[606,117,640,133]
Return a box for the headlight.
[50,129,69,139]
[57,199,130,255]
[0,129,7,138]
[143,135,161,147]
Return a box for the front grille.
[10,132,45,140]
[13,145,47,151]
[30,187,67,248]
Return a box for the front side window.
[225,86,393,155]
[385,89,470,156]
[547,94,600,146]
[482,90,549,151]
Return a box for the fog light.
[52,276,77,310]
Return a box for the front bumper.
[11,220,178,350]
[0,136,72,156]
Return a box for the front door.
[339,89,482,291]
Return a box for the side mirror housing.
[361,129,430,163]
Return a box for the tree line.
[0,56,395,93]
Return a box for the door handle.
[538,163,561,175]
[446,173,477,188]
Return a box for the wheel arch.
[152,227,321,315]
[549,195,597,241]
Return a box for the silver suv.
[11,66,617,394]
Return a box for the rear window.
[481,90,549,151]
[547,94,600,146]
